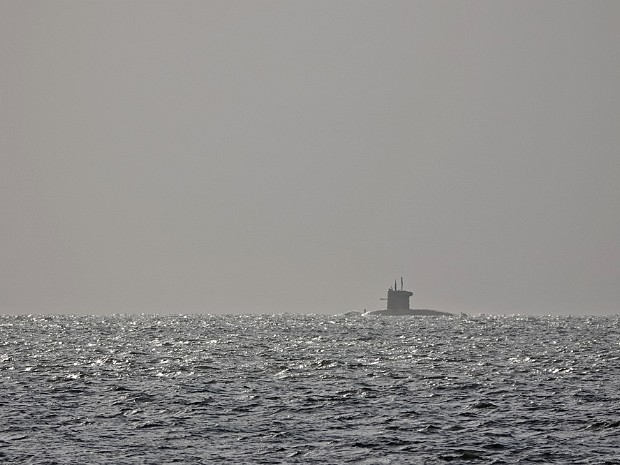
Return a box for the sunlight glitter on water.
[1,314,620,463]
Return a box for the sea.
[1,314,619,464]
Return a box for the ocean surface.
[1,314,619,464]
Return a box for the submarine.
[367,278,452,316]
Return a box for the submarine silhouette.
[367,278,452,316]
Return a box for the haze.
[2,1,619,315]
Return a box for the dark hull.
[368,308,452,316]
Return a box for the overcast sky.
[2,1,619,315]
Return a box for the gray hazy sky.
[2,1,619,315]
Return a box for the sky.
[2,1,619,315]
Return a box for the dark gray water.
[1,314,619,464]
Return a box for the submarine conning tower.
[386,278,413,310]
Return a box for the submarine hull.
[368,308,452,316]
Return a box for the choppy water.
[1,314,619,464]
